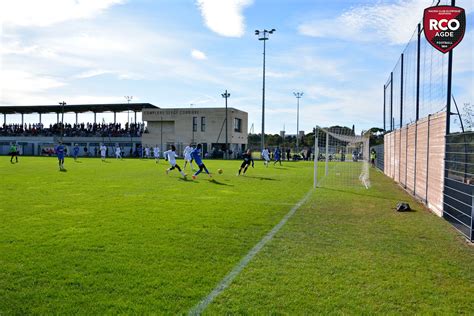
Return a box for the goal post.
[313,126,370,189]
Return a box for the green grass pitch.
[1,157,473,314]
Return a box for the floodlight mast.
[125,96,133,124]
[221,90,231,159]
[59,101,66,142]
[293,92,303,153]
[255,28,276,152]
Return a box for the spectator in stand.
[0,121,146,137]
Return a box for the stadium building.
[0,103,248,158]
[142,107,248,157]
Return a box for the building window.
[201,116,206,132]
[193,117,198,132]
[234,118,242,133]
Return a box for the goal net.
[313,126,370,189]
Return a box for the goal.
[313,126,370,189]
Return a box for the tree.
[362,127,385,146]
[462,103,473,131]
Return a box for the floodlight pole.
[160,116,163,156]
[59,101,66,142]
[221,90,230,159]
[255,28,275,152]
[125,96,133,125]
[294,92,303,153]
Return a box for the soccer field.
[1,157,473,314]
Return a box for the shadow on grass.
[245,175,278,181]
[178,177,196,183]
[102,160,111,163]
[74,161,83,163]
[208,179,233,186]
[394,208,417,213]
[59,169,68,172]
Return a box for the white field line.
[188,188,314,315]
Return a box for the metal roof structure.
[0,103,158,115]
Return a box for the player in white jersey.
[261,147,270,167]
[153,145,161,163]
[183,144,195,171]
[100,144,107,161]
[163,145,186,178]
[115,146,122,159]
[145,146,151,158]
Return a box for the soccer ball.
[218,168,223,174]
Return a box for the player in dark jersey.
[237,149,254,176]
[9,143,19,163]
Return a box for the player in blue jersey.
[273,147,282,166]
[55,141,66,171]
[191,144,211,180]
[73,144,80,161]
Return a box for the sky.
[0,0,472,134]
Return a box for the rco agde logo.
[423,5,466,53]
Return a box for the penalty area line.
[188,188,314,315]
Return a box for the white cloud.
[191,49,207,60]
[0,70,67,105]
[0,0,124,27]
[74,69,112,79]
[0,70,66,93]
[196,0,253,37]
[299,0,435,45]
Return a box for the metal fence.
[382,0,473,241]
[383,23,449,132]
[370,144,384,171]
[443,132,474,242]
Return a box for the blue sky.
[1,0,472,134]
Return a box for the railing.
[443,132,473,242]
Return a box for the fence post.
[400,53,404,127]
[398,54,404,183]
[416,23,421,121]
[405,125,408,188]
[471,194,473,242]
[446,54,453,134]
[425,114,431,204]
[390,72,393,131]
[445,0,455,134]
[398,129,401,182]
[383,84,386,131]
[414,120,418,196]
